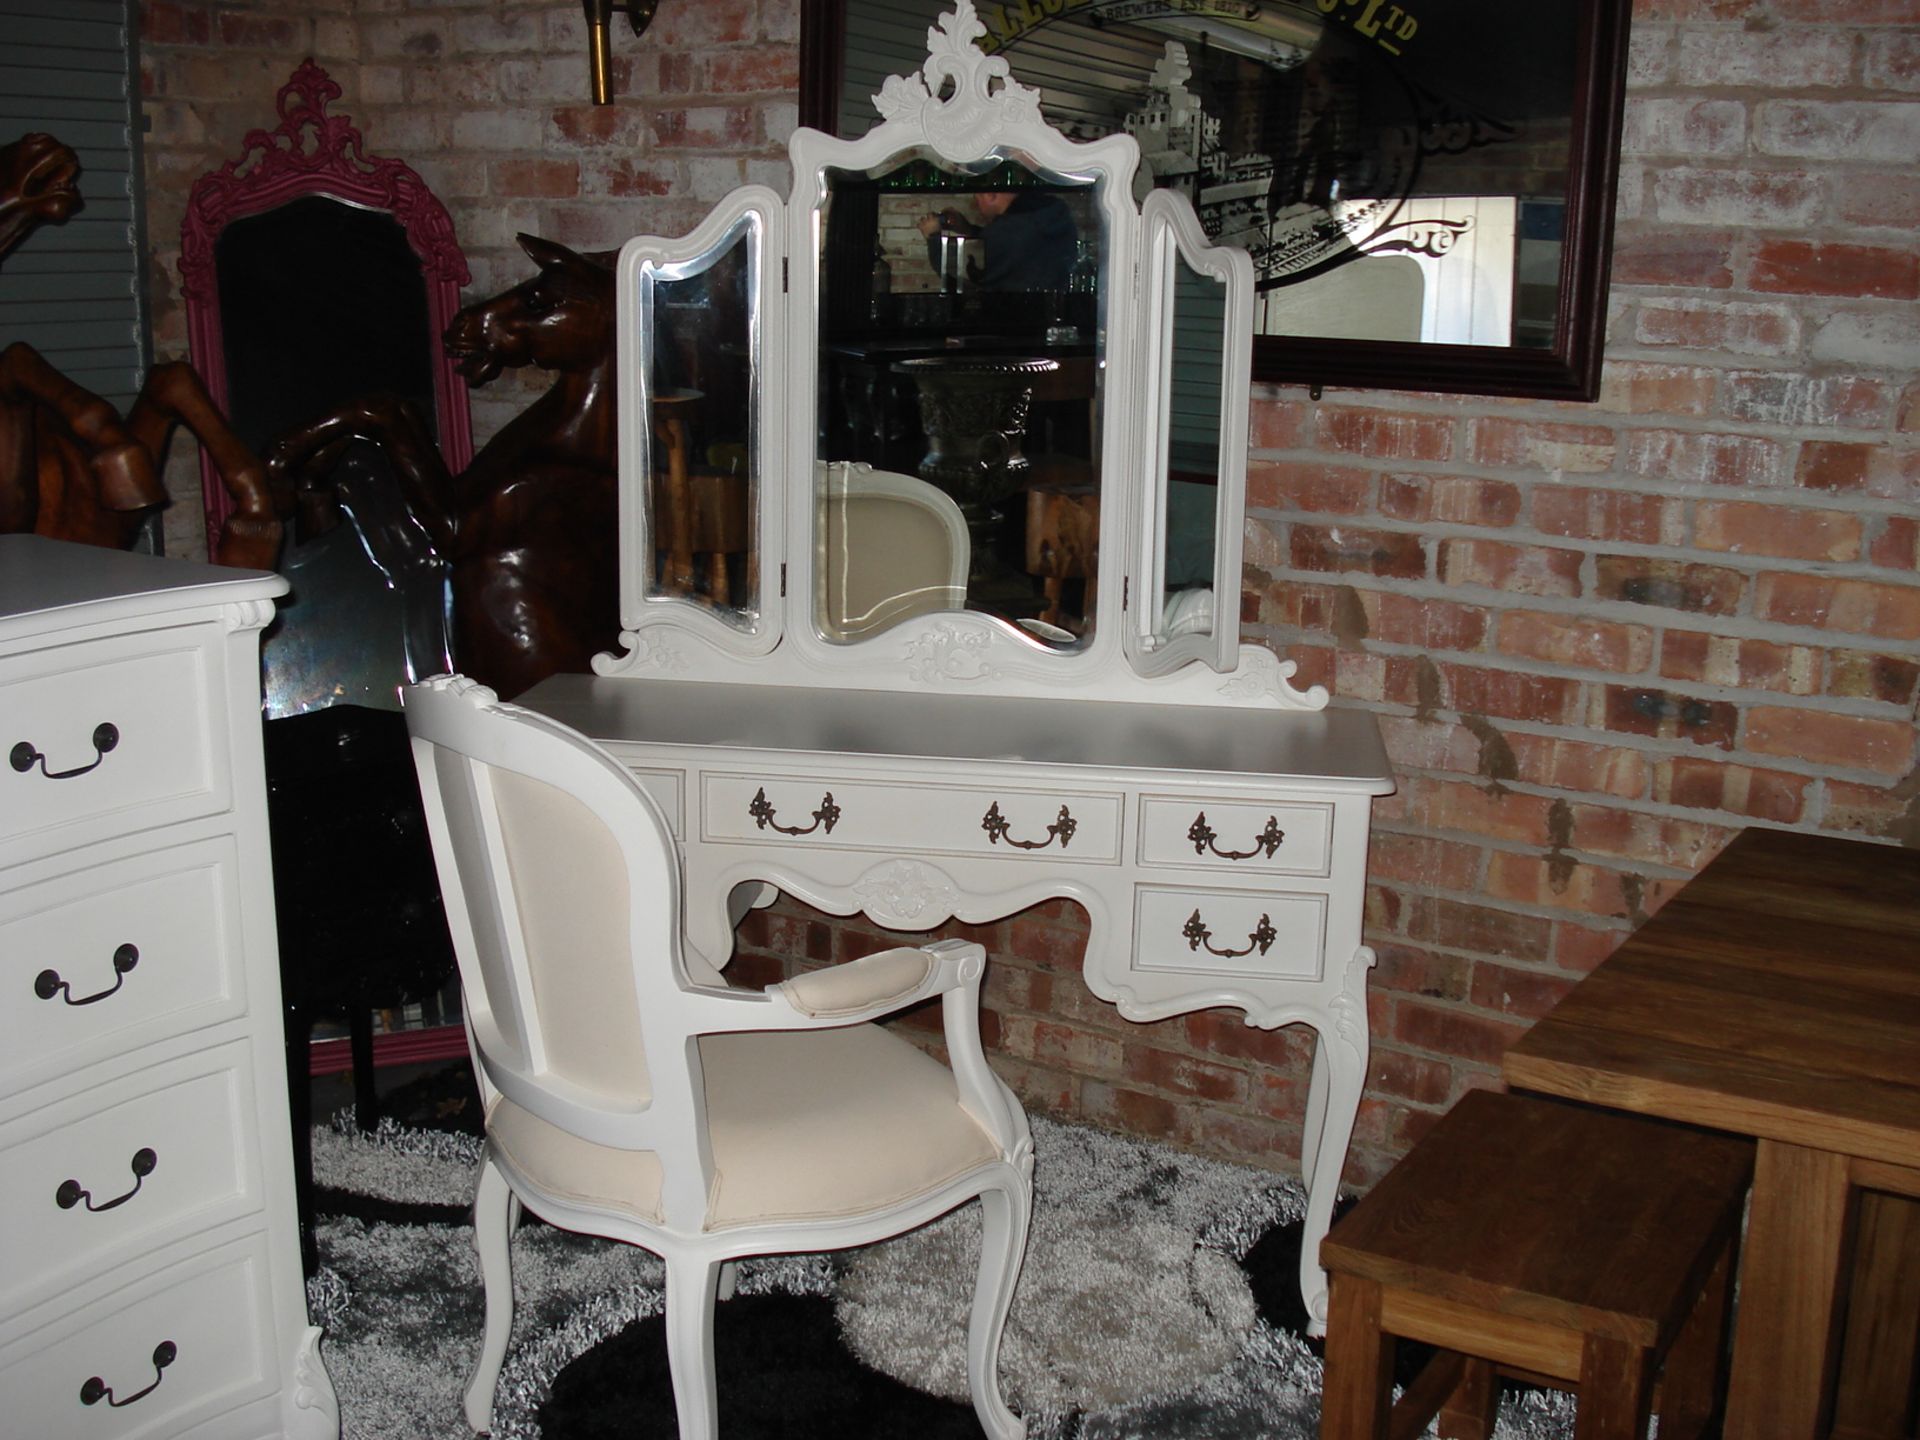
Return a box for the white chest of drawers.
[0,536,337,1439]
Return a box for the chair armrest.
[679,939,984,1033]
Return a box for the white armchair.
[402,674,1033,1439]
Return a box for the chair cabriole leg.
[665,1252,722,1440]
[968,1175,1032,1440]
[463,1155,515,1433]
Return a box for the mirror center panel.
[816,152,1105,649]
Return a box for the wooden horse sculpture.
[0,132,280,567]
[265,233,619,699]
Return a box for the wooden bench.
[1319,1089,1754,1440]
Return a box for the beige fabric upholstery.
[485,1022,999,1231]
[492,767,650,1102]
[488,1094,667,1224]
[817,468,968,641]
[776,948,935,1018]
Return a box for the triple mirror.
[603,0,1316,710]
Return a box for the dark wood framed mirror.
[802,0,1631,401]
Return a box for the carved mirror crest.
[180,61,474,557]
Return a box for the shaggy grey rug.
[308,1112,1577,1438]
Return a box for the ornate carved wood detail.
[180,61,474,553]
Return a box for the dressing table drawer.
[1,1046,257,1317]
[0,626,224,865]
[702,773,1122,862]
[1132,885,1327,982]
[1,838,244,1101]
[1138,796,1332,877]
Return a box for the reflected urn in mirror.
[895,355,1058,499]
[894,354,1057,579]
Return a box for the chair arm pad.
[773,946,941,1018]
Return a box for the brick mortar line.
[1246,473,1912,505]
[1249,577,1920,649]
[1249,631,1920,692]
[1329,695,1916,782]
[1247,485,1918,523]
[1263,630,1920,704]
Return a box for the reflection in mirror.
[816,461,969,642]
[641,224,757,628]
[815,150,1104,648]
[1155,252,1225,653]
[817,0,1630,398]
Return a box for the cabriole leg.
[463,1155,516,1433]
[967,1176,1032,1440]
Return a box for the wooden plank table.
[1503,828,1920,1439]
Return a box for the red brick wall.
[139,0,798,556]
[139,0,1918,1190]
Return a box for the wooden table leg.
[1319,1273,1391,1440]
[1724,1139,1854,1440]
[1574,1334,1655,1440]
[1832,1188,1920,1440]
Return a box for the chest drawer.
[1137,795,1333,877]
[1133,884,1327,982]
[0,626,226,867]
[702,773,1122,863]
[1,838,246,1100]
[0,1045,258,1317]
[0,1232,276,1440]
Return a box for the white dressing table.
[518,1,1393,1329]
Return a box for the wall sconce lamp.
[583,0,660,105]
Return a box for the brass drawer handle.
[1187,811,1284,861]
[1183,908,1277,959]
[10,722,120,780]
[748,786,841,836]
[35,942,139,1007]
[57,1147,158,1214]
[80,1340,176,1409]
[981,801,1076,851]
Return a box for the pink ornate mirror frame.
[180,61,474,556]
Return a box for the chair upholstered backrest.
[816,462,969,641]
[404,676,683,1152]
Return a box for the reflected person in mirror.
[916,190,1077,292]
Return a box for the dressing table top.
[522,672,1393,791]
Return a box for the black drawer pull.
[57,1147,158,1213]
[35,943,139,1006]
[11,722,120,780]
[1187,812,1285,861]
[80,1340,176,1408]
[748,786,841,836]
[981,801,1076,851]
[1182,908,1277,959]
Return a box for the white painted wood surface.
[0,534,337,1439]
[521,670,1392,1330]
[533,0,1396,1332]
[406,675,1033,1439]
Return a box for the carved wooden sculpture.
[0,132,280,567]
[266,234,619,699]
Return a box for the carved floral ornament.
[874,1,1045,160]
[178,61,469,301]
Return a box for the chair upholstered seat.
[487,1023,1002,1230]
[403,674,1032,1440]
